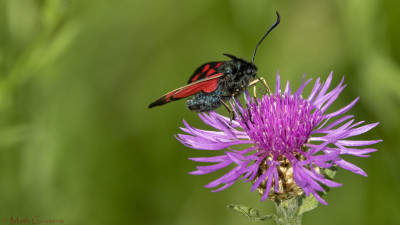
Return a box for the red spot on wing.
[201,64,210,73]
[215,62,222,68]
[206,69,216,77]
[191,73,200,82]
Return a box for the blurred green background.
[0,0,398,224]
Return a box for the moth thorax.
[252,152,310,201]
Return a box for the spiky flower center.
[239,93,323,200]
[242,94,322,155]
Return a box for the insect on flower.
[149,12,280,114]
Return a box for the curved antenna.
[251,11,280,63]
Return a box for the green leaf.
[297,194,319,215]
[320,165,338,194]
[228,204,276,221]
[322,166,337,180]
[297,166,338,215]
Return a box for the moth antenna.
[252,11,280,63]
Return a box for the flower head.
[176,72,381,205]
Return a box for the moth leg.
[249,76,272,96]
[259,77,272,94]
[231,96,250,129]
[257,76,277,100]
[248,78,259,86]
[248,78,259,97]
[218,96,235,124]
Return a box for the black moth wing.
[148,73,225,108]
[188,61,225,84]
[149,61,227,109]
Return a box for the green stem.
[273,198,302,225]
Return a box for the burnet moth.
[149,12,280,113]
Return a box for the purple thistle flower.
[176,72,381,205]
